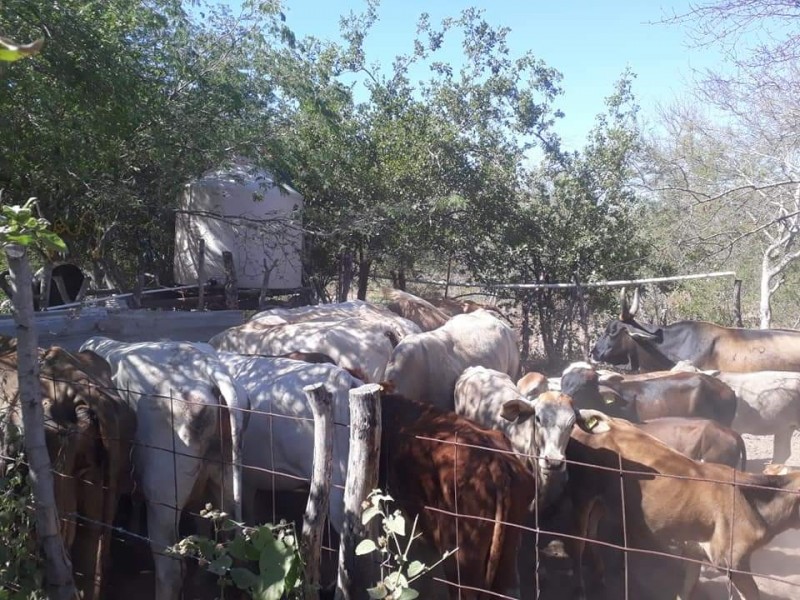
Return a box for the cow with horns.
[590,287,800,372]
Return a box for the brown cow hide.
[0,345,136,599]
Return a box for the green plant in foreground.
[0,445,45,599]
[356,489,457,600]
[169,505,302,600]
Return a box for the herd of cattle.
[3,287,800,599]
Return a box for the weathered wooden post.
[197,239,206,311]
[222,250,238,310]
[733,279,743,327]
[4,244,76,600]
[39,263,53,310]
[335,383,382,600]
[301,383,334,599]
[130,273,144,309]
[258,258,272,310]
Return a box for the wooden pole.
[301,383,334,599]
[222,250,238,310]
[3,244,77,600]
[130,273,144,310]
[52,275,70,307]
[335,383,382,600]
[39,263,53,310]
[197,239,206,311]
[258,259,272,310]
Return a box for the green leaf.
[384,571,408,590]
[355,539,377,555]
[367,584,388,599]
[230,567,260,590]
[227,534,249,562]
[207,554,232,576]
[397,588,419,600]
[361,505,381,525]
[406,560,425,578]
[384,513,406,536]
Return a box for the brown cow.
[561,362,737,427]
[381,393,537,599]
[634,417,747,470]
[566,410,800,600]
[0,345,136,600]
[590,286,800,372]
[516,371,550,400]
[381,288,451,331]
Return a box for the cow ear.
[501,399,535,423]
[577,409,611,433]
[629,329,661,342]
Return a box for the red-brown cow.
[381,393,537,599]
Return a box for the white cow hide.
[209,316,397,382]
[215,353,361,532]
[248,300,421,339]
[385,309,520,410]
[79,336,248,600]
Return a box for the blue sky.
[265,0,721,151]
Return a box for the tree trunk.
[356,258,371,301]
[4,244,76,600]
[337,252,353,302]
[520,292,532,363]
[760,254,773,329]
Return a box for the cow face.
[560,362,632,419]
[501,392,576,475]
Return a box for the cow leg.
[773,428,793,464]
[730,556,760,600]
[676,541,705,600]
[147,500,184,600]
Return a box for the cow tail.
[209,363,247,522]
[736,434,748,472]
[485,481,510,589]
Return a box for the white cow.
[209,316,398,382]
[215,353,361,531]
[249,300,421,339]
[79,336,248,600]
[384,309,520,410]
[672,360,800,463]
[455,366,576,504]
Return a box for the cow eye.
[534,414,541,425]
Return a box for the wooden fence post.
[3,244,76,600]
[335,383,382,600]
[301,383,334,599]
[197,239,206,311]
[258,259,272,310]
[222,250,238,310]
[39,263,53,310]
[130,273,144,309]
[733,279,743,327]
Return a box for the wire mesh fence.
[1,355,800,599]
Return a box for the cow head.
[590,287,666,370]
[559,362,632,419]
[500,391,576,475]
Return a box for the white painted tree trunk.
[4,243,76,600]
[759,253,773,329]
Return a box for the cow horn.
[629,287,641,317]
[628,330,658,341]
[619,287,630,320]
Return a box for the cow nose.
[542,456,566,472]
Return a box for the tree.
[1,0,288,288]
[651,1,800,328]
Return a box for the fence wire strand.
[1,362,799,599]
